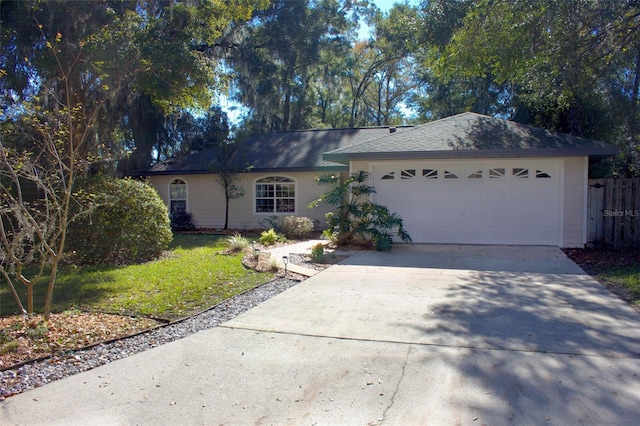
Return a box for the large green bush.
[67,177,173,264]
[279,216,315,239]
[259,215,315,239]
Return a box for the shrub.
[310,243,325,262]
[170,210,196,232]
[67,177,173,264]
[226,232,249,253]
[279,216,315,239]
[258,228,281,246]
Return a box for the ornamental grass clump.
[226,232,249,253]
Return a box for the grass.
[0,234,274,320]
[596,265,640,306]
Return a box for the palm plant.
[310,171,411,250]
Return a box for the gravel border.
[0,278,299,400]
[287,253,327,271]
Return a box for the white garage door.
[373,160,563,245]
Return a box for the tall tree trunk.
[282,87,291,131]
[224,193,230,230]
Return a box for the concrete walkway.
[263,239,354,276]
[1,245,639,425]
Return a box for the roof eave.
[323,147,620,162]
[127,165,348,177]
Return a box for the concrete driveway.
[1,245,639,425]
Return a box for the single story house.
[135,112,618,247]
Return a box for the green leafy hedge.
[67,177,172,265]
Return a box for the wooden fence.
[587,178,640,247]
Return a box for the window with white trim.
[255,176,296,213]
[169,178,187,214]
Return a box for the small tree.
[210,140,245,230]
[0,103,97,317]
[0,21,114,317]
[310,170,411,250]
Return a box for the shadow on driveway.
[330,244,640,423]
[2,244,639,425]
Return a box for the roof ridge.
[272,125,413,134]
[321,124,419,155]
[323,112,480,155]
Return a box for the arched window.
[255,176,296,213]
[169,178,187,214]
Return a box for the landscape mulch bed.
[1,312,160,370]
[563,247,640,311]
[2,245,637,370]
[563,247,639,274]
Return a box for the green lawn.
[597,265,640,307]
[0,234,274,320]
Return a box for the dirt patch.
[1,312,160,370]
[563,247,638,274]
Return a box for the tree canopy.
[1,0,638,176]
[0,0,266,316]
[1,0,638,316]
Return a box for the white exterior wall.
[150,171,335,230]
[350,161,370,174]
[149,156,589,246]
[562,156,588,247]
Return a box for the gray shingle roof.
[138,126,409,175]
[133,113,618,176]
[323,112,619,163]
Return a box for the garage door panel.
[486,184,509,202]
[457,226,486,244]
[509,186,532,203]
[373,160,562,246]
[508,206,532,225]
[526,226,556,245]
[510,227,534,244]
[485,226,512,244]
[463,185,487,202]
